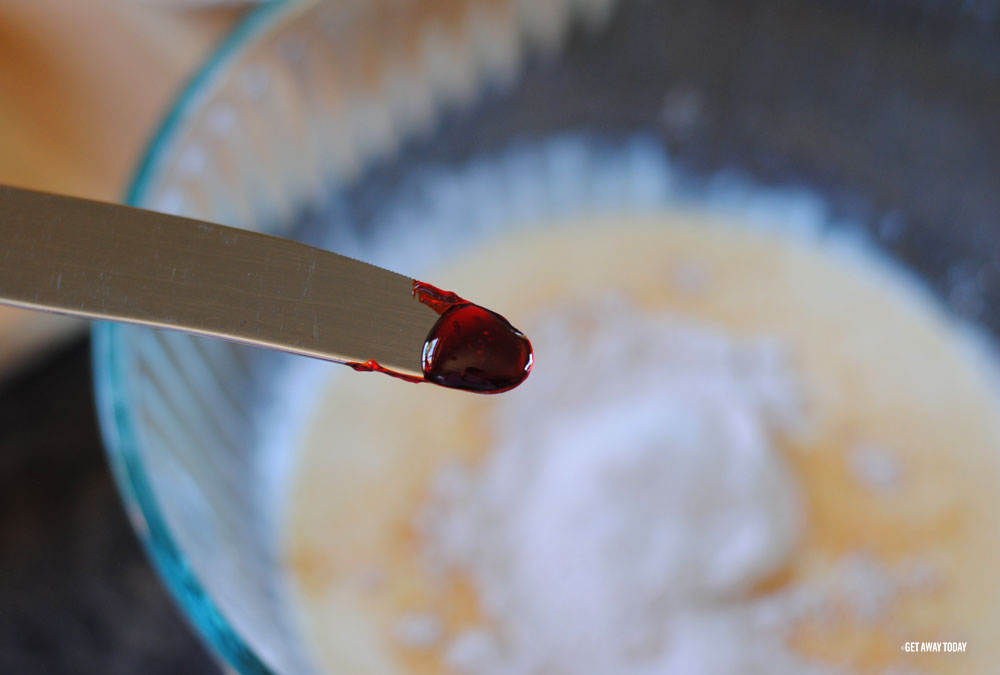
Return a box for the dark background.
[0,340,217,674]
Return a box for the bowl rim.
[92,3,301,673]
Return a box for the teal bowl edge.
[91,3,299,674]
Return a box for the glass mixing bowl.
[93,0,1000,672]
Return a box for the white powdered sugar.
[848,443,902,494]
[394,612,444,649]
[414,295,830,674]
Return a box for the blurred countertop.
[0,2,242,672]
[0,0,239,200]
[0,0,243,380]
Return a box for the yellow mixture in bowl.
[285,212,1000,674]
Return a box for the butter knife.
[0,184,439,380]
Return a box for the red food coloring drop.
[422,303,533,393]
[344,282,533,394]
[415,280,533,394]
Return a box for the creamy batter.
[284,212,1000,674]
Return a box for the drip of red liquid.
[345,359,423,384]
[410,281,464,314]
[345,281,533,394]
